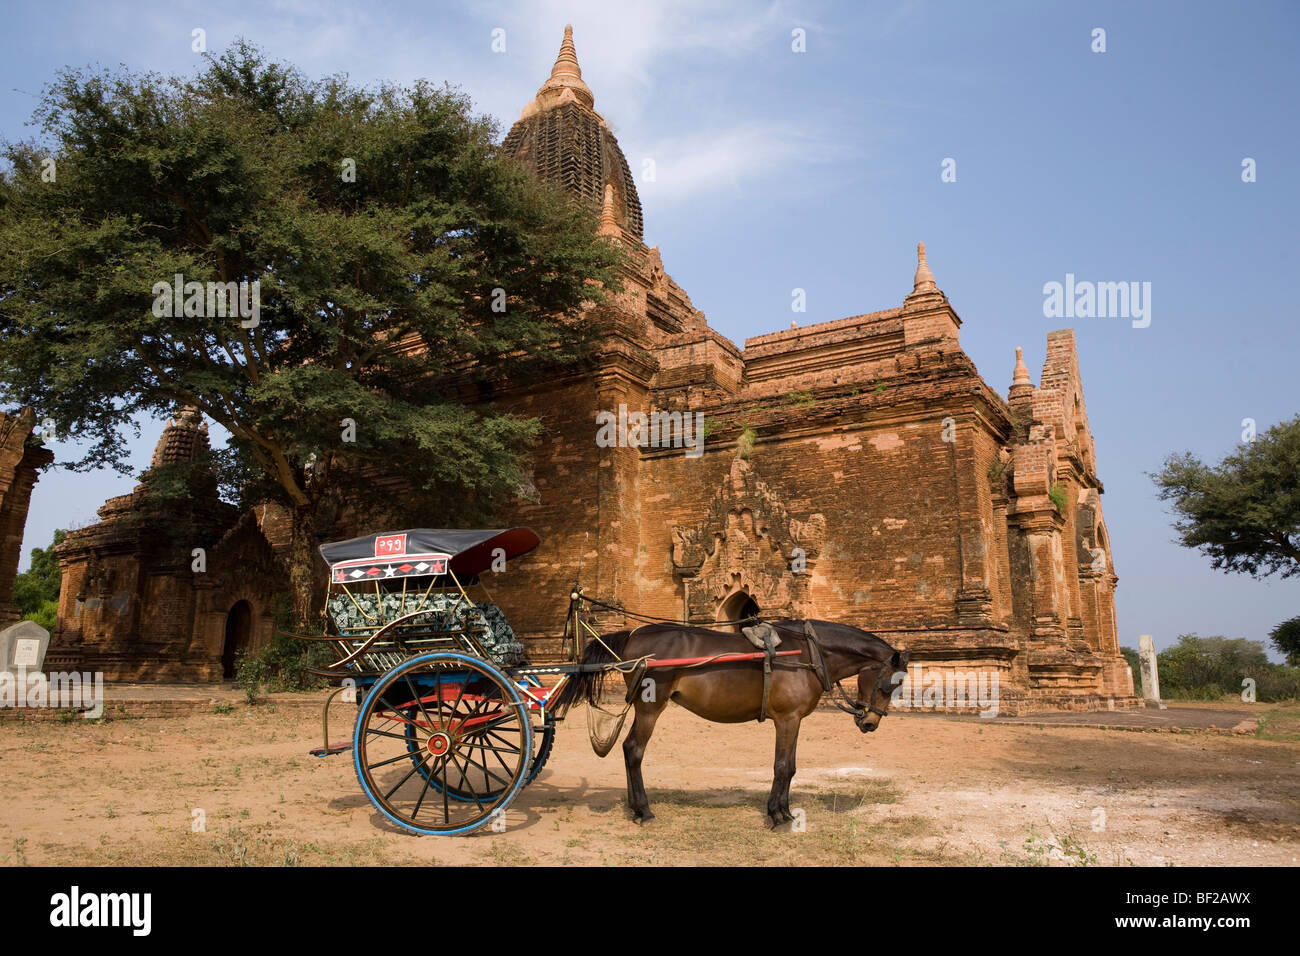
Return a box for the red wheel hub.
[427,731,452,757]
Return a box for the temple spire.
[1008,346,1035,412]
[526,24,596,115]
[551,24,581,82]
[912,241,937,294]
[597,183,620,236]
[148,405,209,471]
[1012,346,1031,386]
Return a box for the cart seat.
[325,593,529,668]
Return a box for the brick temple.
[0,409,54,627]
[45,26,1136,711]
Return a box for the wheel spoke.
[371,748,436,771]
[460,712,522,736]
[471,740,525,756]
[355,655,530,833]
[406,671,437,732]
[447,749,487,810]
[441,751,450,824]
[411,749,437,821]
[383,748,433,800]
[368,727,422,743]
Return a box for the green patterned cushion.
[326,592,527,667]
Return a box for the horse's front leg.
[623,698,665,824]
[768,713,802,828]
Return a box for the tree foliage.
[12,528,65,631]
[1151,415,1300,580]
[1269,616,1300,667]
[0,42,623,623]
[1119,645,1140,679]
[1158,634,1299,702]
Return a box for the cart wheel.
[518,675,557,786]
[525,713,557,785]
[354,652,532,836]
[400,678,555,799]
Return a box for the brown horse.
[552,619,909,828]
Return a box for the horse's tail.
[550,629,633,716]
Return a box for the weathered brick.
[30,29,1134,713]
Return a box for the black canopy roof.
[319,528,540,578]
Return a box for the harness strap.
[758,630,777,722]
[802,621,833,693]
[802,620,875,719]
[831,680,866,717]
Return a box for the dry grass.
[3,701,1296,866]
[1257,702,1300,742]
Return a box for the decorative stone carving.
[671,458,824,621]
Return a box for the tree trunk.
[288,506,322,630]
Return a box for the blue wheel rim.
[353,651,532,836]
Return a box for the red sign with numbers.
[374,534,407,558]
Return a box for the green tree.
[12,528,65,631]
[0,43,622,625]
[1156,633,1300,702]
[1158,634,1268,695]
[1151,415,1300,579]
[1269,616,1300,667]
[1119,645,1140,679]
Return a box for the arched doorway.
[221,600,253,679]
[716,590,760,633]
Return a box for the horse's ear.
[893,650,910,670]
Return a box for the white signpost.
[1138,634,1166,710]
[1,620,49,676]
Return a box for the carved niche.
[671,458,825,621]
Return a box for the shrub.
[1269,616,1300,666]
[14,530,64,630]
[1157,634,1300,703]
[736,426,757,460]
[234,596,331,700]
[28,599,58,633]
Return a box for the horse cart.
[302,526,906,835]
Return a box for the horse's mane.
[769,619,898,663]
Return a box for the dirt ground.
[2,700,1298,866]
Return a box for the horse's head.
[854,649,910,733]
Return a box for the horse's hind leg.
[623,700,665,824]
[768,713,802,828]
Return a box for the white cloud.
[460,0,812,123]
[36,1,843,217]
[637,121,842,205]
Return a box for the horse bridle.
[784,622,892,724]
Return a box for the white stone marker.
[0,620,49,676]
[1138,633,1166,710]
[0,620,51,703]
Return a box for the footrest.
[309,741,353,758]
[517,683,558,709]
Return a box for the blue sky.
[3,1,1298,657]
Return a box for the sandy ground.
[2,700,1298,866]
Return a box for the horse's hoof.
[632,810,655,825]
